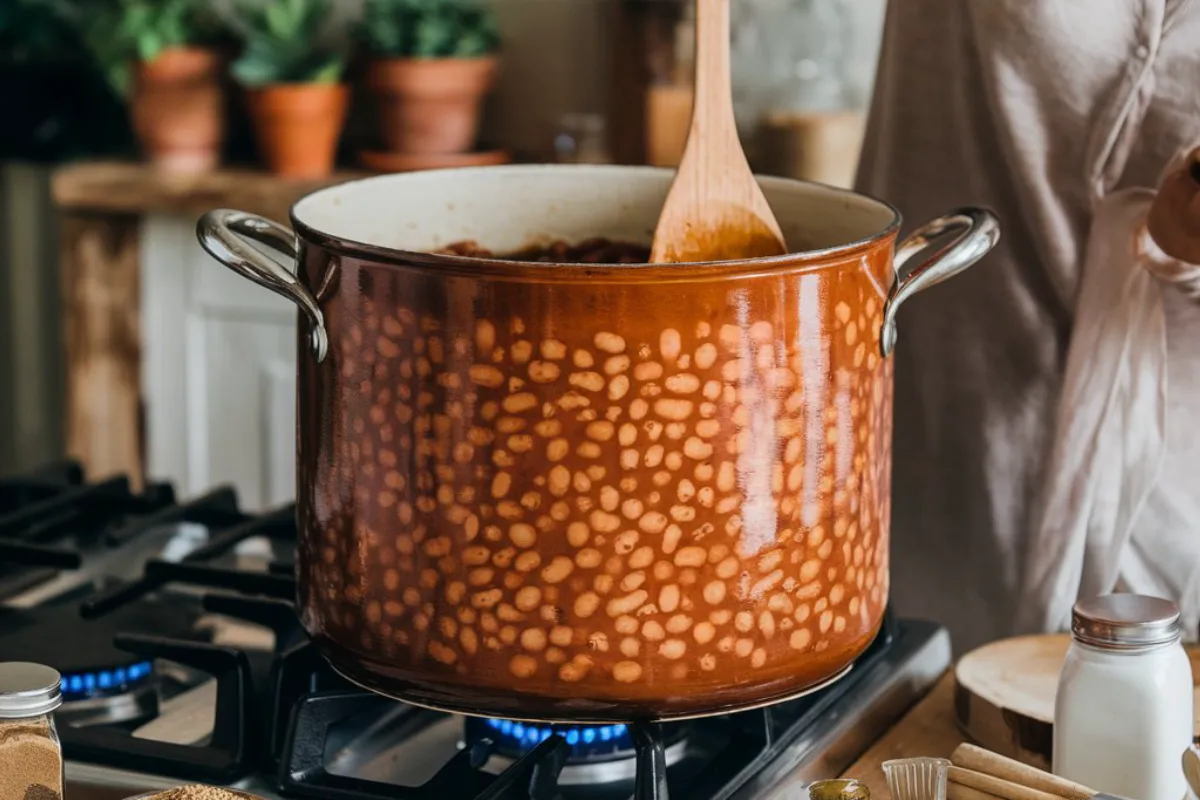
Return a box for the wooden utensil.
[947,788,1128,800]
[947,765,1071,800]
[649,0,787,263]
[945,783,1126,800]
[947,783,1004,800]
[951,744,1093,800]
[953,634,1200,769]
[945,745,1139,800]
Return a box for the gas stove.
[0,462,951,800]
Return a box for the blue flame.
[484,718,629,754]
[58,661,154,702]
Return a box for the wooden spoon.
[649,0,788,264]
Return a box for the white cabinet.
[141,216,297,511]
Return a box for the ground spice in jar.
[0,717,63,800]
[0,663,64,800]
[140,786,259,800]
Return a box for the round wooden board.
[954,634,1200,770]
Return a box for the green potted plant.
[355,0,501,155]
[78,0,227,173]
[230,0,348,178]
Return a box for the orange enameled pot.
[197,165,998,721]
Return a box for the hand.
[1147,147,1200,264]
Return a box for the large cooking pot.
[197,165,998,722]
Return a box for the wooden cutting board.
[954,634,1200,771]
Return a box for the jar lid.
[0,662,63,718]
[1072,594,1181,649]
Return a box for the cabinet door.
[142,216,298,511]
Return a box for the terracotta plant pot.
[366,57,497,155]
[131,47,225,173]
[245,83,349,179]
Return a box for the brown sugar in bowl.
[197,164,999,722]
[127,788,264,800]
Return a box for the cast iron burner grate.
[0,460,177,599]
[0,461,297,783]
[68,514,303,781]
[0,597,203,726]
[273,613,903,800]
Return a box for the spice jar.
[0,661,64,800]
[807,779,871,799]
[1053,594,1194,800]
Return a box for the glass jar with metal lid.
[0,661,65,800]
[1053,594,1194,800]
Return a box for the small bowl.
[124,790,265,800]
[882,757,951,800]
[806,779,872,799]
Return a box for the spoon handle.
[691,0,737,141]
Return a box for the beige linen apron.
[855,0,1200,651]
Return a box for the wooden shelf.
[50,159,372,486]
[52,160,374,221]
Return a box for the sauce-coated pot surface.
[198,165,998,721]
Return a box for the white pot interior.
[291,165,898,259]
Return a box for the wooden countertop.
[840,672,961,792]
[52,160,373,221]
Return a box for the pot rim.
[287,164,903,282]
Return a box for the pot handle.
[196,208,329,362]
[881,207,1000,357]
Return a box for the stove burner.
[478,718,632,761]
[467,717,691,764]
[60,659,154,701]
[57,659,160,727]
[463,715,690,788]
[0,595,203,725]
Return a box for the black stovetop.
[0,461,948,800]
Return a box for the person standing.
[855,0,1200,652]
